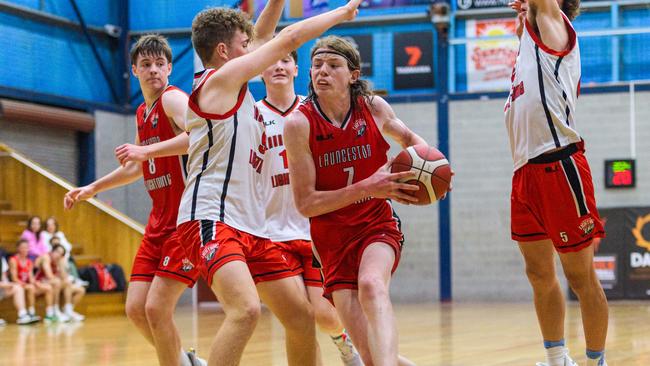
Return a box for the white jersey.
[257,96,311,242]
[177,69,267,238]
[504,14,582,171]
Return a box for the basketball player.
[283,35,422,366]
[9,239,52,322]
[257,51,362,366]
[506,1,608,365]
[180,1,362,365]
[64,35,205,366]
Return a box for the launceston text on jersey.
[318,144,373,168]
[145,173,173,191]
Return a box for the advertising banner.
[465,18,518,92]
[342,34,373,76]
[393,31,434,90]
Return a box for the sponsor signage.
[456,0,509,10]
[393,31,435,90]
[342,34,373,76]
[465,18,518,92]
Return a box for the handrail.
[0,143,144,234]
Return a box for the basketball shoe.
[186,348,207,366]
[535,355,578,366]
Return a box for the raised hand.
[341,0,362,21]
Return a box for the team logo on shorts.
[579,217,595,237]
[201,243,219,262]
[352,119,367,137]
[181,258,194,272]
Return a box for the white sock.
[28,306,35,315]
[64,303,73,313]
[179,348,191,366]
[18,309,28,318]
[545,345,568,366]
[46,306,54,317]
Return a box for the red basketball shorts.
[273,240,323,287]
[176,220,301,287]
[511,142,605,253]
[131,230,200,286]
[312,219,404,298]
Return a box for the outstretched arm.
[251,0,286,49]
[284,110,419,218]
[526,0,571,51]
[115,89,189,164]
[204,0,363,115]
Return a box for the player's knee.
[229,301,261,329]
[565,268,599,297]
[125,300,148,325]
[524,264,556,289]
[144,300,170,327]
[285,300,315,333]
[358,274,388,303]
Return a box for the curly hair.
[192,7,254,65]
[562,0,580,21]
[130,34,172,65]
[307,36,374,107]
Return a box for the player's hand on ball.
[115,143,150,166]
[366,159,420,205]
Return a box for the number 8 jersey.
[136,85,187,240]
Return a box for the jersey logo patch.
[352,119,367,137]
[151,113,159,128]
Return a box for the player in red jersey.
[507,1,608,365]
[284,35,423,366]
[64,35,205,366]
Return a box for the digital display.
[605,159,635,188]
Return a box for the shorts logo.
[579,217,595,237]
[201,243,219,262]
[162,256,170,267]
[181,258,194,272]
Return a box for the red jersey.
[35,254,59,282]
[301,97,394,234]
[136,85,187,240]
[10,256,32,283]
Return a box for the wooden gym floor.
[0,302,648,366]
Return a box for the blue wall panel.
[620,8,650,81]
[575,11,612,85]
[8,0,117,26]
[129,0,235,30]
[0,11,118,104]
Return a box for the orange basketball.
[390,144,452,205]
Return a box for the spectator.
[1,253,38,325]
[9,239,53,322]
[41,216,72,254]
[21,216,47,260]
[34,244,85,322]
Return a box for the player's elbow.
[295,197,317,218]
[276,26,302,52]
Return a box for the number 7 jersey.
[300,97,392,226]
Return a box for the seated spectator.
[35,244,85,322]
[9,239,53,322]
[21,216,48,260]
[1,254,38,325]
[41,216,73,254]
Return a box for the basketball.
[390,144,452,205]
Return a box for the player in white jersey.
[177,2,363,365]
[506,1,608,365]
[257,50,362,366]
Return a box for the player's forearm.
[91,162,142,194]
[277,6,353,53]
[295,180,371,218]
[145,133,189,159]
[254,0,285,44]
